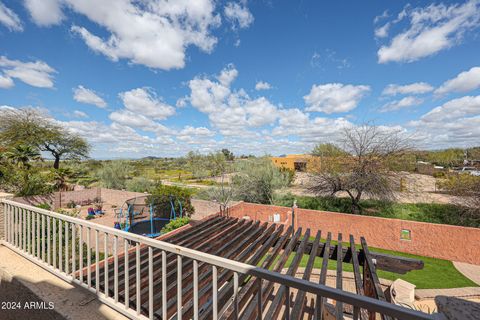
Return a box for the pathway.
[453,261,480,286]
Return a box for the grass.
[274,194,480,227]
[272,238,478,289]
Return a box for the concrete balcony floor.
[0,245,127,320]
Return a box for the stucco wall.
[227,202,480,265]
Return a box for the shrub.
[126,177,156,192]
[161,217,191,233]
[66,200,77,208]
[36,202,51,210]
[86,215,95,220]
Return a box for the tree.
[147,184,195,218]
[221,148,234,161]
[96,161,131,189]
[4,144,41,169]
[52,167,75,191]
[311,143,347,157]
[0,108,90,169]
[309,124,410,214]
[232,158,290,204]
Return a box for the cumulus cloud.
[0,2,23,31]
[377,0,480,63]
[186,65,281,136]
[435,66,480,95]
[119,88,175,120]
[23,0,229,70]
[382,82,434,96]
[224,2,254,29]
[0,56,56,88]
[380,96,423,112]
[73,110,88,118]
[420,95,480,122]
[73,85,107,108]
[109,109,169,134]
[24,0,63,26]
[255,81,272,91]
[409,95,480,148]
[0,74,14,88]
[303,83,370,114]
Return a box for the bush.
[161,217,191,233]
[147,184,195,218]
[96,161,131,189]
[86,215,95,220]
[126,177,156,192]
[66,200,76,208]
[35,202,51,210]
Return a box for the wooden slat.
[221,226,293,320]
[361,237,393,320]
[240,228,303,320]
[350,235,368,320]
[295,239,423,274]
[193,224,285,320]
[264,229,311,320]
[316,232,331,320]
[335,233,343,320]
[290,230,321,320]
[156,221,265,318]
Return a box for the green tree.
[311,143,347,157]
[96,161,131,189]
[0,108,90,169]
[4,144,41,169]
[221,148,234,161]
[232,158,290,204]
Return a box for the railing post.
[0,194,14,242]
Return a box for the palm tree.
[5,144,41,169]
[52,167,74,191]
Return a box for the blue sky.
[1,0,480,158]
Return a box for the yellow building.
[270,154,313,171]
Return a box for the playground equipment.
[114,195,183,238]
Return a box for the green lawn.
[275,241,477,289]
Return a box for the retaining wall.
[227,202,480,265]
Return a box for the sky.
[0,0,480,159]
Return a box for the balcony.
[0,199,455,320]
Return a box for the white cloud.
[303,83,370,114]
[435,66,480,95]
[0,74,14,88]
[409,95,480,148]
[255,81,272,91]
[380,96,423,112]
[108,109,169,134]
[119,88,175,120]
[73,85,107,108]
[382,82,434,95]
[24,0,63,26]
[374,23,390,38]
[186,65,281,136]
[377,0,480,63]
[27,0,223,70]
[420,95,480,122]
[224,2,254,29]
[73,110,88,118]
[0,2,23,31]
[0,56,56,88]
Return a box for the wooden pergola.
[88,215,423,319]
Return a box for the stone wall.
[227,202,480,265]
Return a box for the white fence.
[0,199,436,320]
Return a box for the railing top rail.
[1,199,435,320]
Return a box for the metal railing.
[0,199,436,320]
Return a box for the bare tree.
[309,124,411,214]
